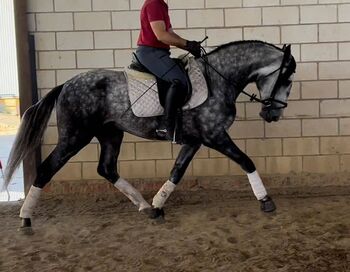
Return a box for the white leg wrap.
[114,178,151,211]
[152,180,176,208]
[20,185,42,218]
[247,171,267,200]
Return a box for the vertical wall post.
[13,0,38,195]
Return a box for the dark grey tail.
[2,84,64,190]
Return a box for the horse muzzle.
[260,109,281,123]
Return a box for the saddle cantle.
[125,54,208,118]
[129,53,151,73]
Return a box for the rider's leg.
[135,46,188,140]
[135,46,188,85]
[156,79,184,139]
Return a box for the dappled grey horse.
[4,40,296,232]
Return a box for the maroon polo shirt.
[137,0,172,49]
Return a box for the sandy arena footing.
[0,194,349,272]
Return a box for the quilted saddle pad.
[124,57,208,117]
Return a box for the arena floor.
[0,194,349,272]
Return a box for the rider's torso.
[137,0,171,49]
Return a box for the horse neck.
[202,42,282,101]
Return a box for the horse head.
[255,44,296,123]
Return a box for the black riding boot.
[156,81,181,141]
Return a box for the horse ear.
[284,44,291,56]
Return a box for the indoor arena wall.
[26,0,350,194]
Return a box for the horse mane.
[205,40,283,56]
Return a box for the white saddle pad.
[125,57,208,117]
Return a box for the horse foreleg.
[204,131,276,212]
[150,143,201,218]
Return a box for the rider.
[136,0,202,140]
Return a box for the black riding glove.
[185,40,202,58]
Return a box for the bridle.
[199,44,296,111]
[258,44,296,110]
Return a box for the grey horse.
[4,40,296,232]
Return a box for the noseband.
[200,44,296,111]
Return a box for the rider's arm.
[169,28,185,42]
[150,21,187,49]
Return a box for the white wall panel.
[0,0,19,97]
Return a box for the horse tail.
[2,84,64,190]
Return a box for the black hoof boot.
[149,208,165,223]
[260,196,276,213]
[18,218,34,235]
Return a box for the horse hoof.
[260,196,276,213]
[18,218,34,235]
[149,208,165,220]
[140,207,153,217]
[18,226,34,235]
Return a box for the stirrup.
[155,128,177,144]
[156,128,168,137]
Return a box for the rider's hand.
[185,40,202,58]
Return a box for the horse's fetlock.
[97,165,108,178]
[97,167,104,177]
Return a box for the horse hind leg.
[19,132,93,234]
[96,125,151,212]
